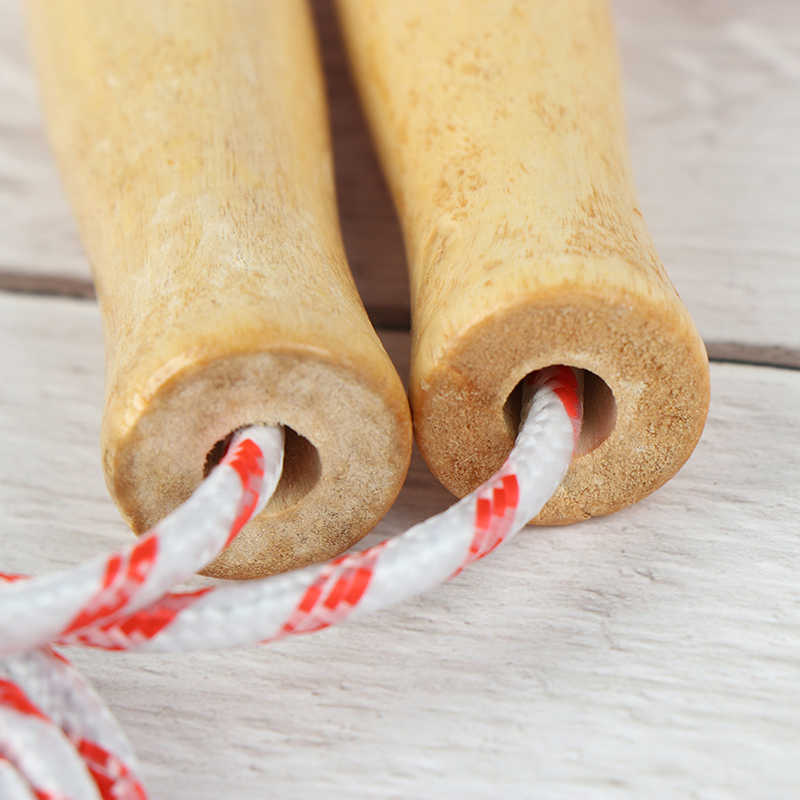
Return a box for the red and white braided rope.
[0,426,285,656]
[0,366,582,798]
[1,647,147,799]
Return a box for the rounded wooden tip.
[412,259,710,523]
[107,346,411,579]
[337,0,711,521]
[28,0,414,578]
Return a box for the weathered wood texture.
[616,0,800,363]
[0,0,87,281]
[2,293,799,798]
[2,0,799,795]
[1,0,799,362]
[24,0,413,579]
[336,0,711,527]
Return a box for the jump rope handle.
[337,0,710,522]
[25,0,413,580]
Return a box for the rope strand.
[0,366,582,798]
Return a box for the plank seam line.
[1,280,797,372]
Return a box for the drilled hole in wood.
[204,426,322,512]
[503,368,616,457]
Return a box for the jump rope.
[7,0,713,795]
[0,367,582,798]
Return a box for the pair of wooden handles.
[28,0,709,578]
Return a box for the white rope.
[0,366,581,798]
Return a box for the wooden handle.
[337,0,709,521]
[26,0,412,578]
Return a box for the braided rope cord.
[0,366,582,798]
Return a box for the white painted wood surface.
[0,0,87,280]
[2,0,799,355]
[2,293,800,799]
[3,0,799,795]
[616,0,800,357]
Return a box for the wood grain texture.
[615,0,800,360]
[0,0,88,282]
[1,0,798,364]
[25,0,413,579]
[336,0,710,527]
[2,292,799,798]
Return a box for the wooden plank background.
[3,0,800,361]
[1,1,799,797]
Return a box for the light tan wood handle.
[26,0,412,577]
[337,0,709,522]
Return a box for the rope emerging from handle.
[0,366,582,799]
